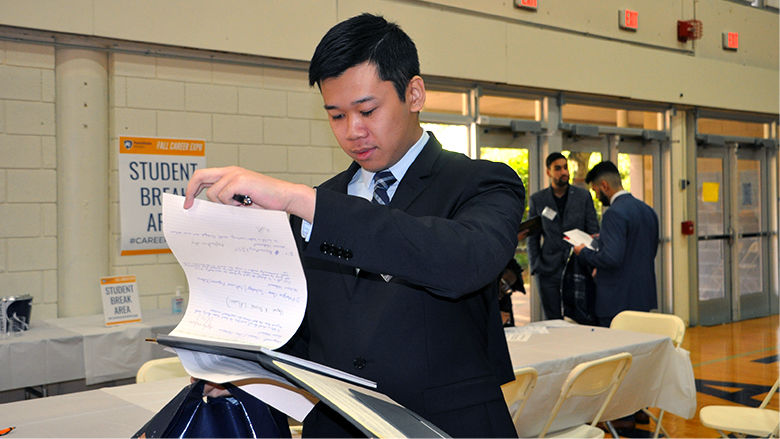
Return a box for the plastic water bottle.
[172,286,184,314]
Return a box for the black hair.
[308,13,420,102]
[585,161,621,184]
[545,152,567,169]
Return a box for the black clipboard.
[152,334,450,438]
[518,216,542,234]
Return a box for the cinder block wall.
[107,53,345,313]
[0,41,58,319]
[0,45,348,319]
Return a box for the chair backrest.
[136,356,188,383]
[538,352,633,438]
[610,310,686,347]
[501,367,538,427]
[759,378,780,410]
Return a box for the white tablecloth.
[0,376,190,437]
[0,309,181,391]
[505,321,697,437]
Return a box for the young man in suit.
[573,161,659,327]
[527,152,599,319]
[184,13,525,438]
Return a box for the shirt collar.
[353,131,429,186]
[611,189,630,204]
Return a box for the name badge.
[542,206,557,221]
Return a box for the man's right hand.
[183,166,316,222]
[191,376,233,398]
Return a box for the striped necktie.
[372,170,396,205]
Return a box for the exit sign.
[515,0,537,10]
[619,9,639,31]
[722,32,739,50]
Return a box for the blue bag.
[133,380,291,438]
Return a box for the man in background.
[573,160,658,327]
[527,152,598,320]
[185,13,524,438]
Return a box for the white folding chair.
[699,378,779,438]
[538,352,633,438]
[136,356,188,383]
[610,310,686,438]
[501,367,538,431]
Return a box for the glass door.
[735,146,770,320]
[618,139,666,311]
[562,137,607,191]
[696,143,772,325]
[477,127,537,326]
[696,148,731,325]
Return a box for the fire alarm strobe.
[678,19,703,42]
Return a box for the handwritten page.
[162,193,306,350]
[563,228,596,250]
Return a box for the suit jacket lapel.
[560,185,576,229]
[327,135,441,294]
[323,161,360,193]
[389,135,441,211]
[541,187,562,233]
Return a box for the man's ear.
[407,75,426,112]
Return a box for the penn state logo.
[123,139,133,149]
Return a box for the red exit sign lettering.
[619,9,639,31]
[515,0,538,10]
[722,32,739,50]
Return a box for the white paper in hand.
[162,193,307,350]
[563,228,596,250]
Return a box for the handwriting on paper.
[162,193,307,350]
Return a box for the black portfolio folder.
[518,216,542,234]
[154,334,450,438]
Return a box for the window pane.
[423,90,467,115]
[421,123,469,155]
[478,95,538,119]
[697,118,768,138]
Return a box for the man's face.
[591,181,611,206]
[546,158,569,189]
[320,62,424,172]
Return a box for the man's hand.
[183,166,316,222]
[191,376,232,398]
[517,229,530,240]
[573,243,586,255]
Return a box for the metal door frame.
[476,124,541,322]
[615,137,668,313]
[733,143,772,320]
[695,145,733,325]
[695,139,773,324]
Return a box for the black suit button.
[353,357,366,369]
[320,242,329,253]
[344,249,353,260]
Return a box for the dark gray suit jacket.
[527,185,599,276]
[285,134,525,437]
[579,193,659,319]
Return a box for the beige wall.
[107,54,345,313]
[0,0,777,319]
[0,41,58,319]
[1,0,776,113]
